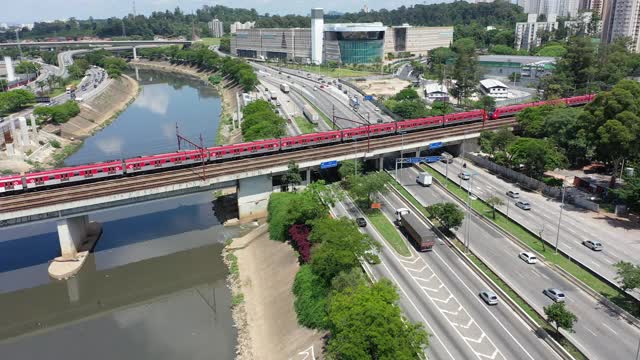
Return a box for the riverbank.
[132,60,242,144]
[224,223,325,360]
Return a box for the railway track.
[0,118,515,213]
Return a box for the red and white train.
[0,94,595,195]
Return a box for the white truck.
[416,172,432,187]
[280,83,290,93]
[303,104,319,124]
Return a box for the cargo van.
[416,173,432,187]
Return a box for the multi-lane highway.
[393,165,640,360]
[429,157,640,297]
[332,193,563,360]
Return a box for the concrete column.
[305,168,311,186]
[66,276,80,303]
[135,66,140,81]
[132,46,138,60]
[29,113,38,137]
[5,143,15,157]
[19,117,29,146]
[237,174,272,221]
[56,215,89,259]
[378,156,384,170]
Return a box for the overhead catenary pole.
[555,184,566,254]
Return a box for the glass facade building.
[337,39,384,64]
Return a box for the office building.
[230,21,255,34]
[208,19,224,38]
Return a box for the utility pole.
[15,29,24,60]
[555,185,566,254]
[121,19,126,37]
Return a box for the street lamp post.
[555,185,566,254]
[397,131,406,179]
[464,174,474,253]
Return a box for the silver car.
[458,172,471,180]
[543,288,566,302]
[506,190,520,199]
[480,290,499,305]
[583,240,603,251]
[516,200,531,210]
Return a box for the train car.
[125,150,205,174]
[343,122,396,141]
[490,102,538,119]
[565,94,595,106]
[25,161,124,189]
[445,110,485,125]
[0,175,25,195]
[366,122,397,137]
[208,139,280,161]
[396,116,443,133]
[280,131,341,150]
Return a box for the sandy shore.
[224,224,325,360]
[133,60,243,144]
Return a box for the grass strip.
[421,164,640,317]
[365,209,411,257]
[386,170,587,360]
[280,64,376,78]
[294,116,316,134]
[199,37,221,46]
[299,94,335,130]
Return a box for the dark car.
[356,217,367,227]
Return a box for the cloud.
[94,137,124,154]
[133,85,169,115]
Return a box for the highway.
[393,165,640,360]
[429,157,640,297]
[332,194,561,360]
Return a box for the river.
[0,68,240,359]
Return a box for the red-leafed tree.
[289,224,311,263]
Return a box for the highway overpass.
[0,40,191,48]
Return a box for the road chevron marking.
[407,264,428,273]
[421,284,445,292]
[463,333,487,344]
[399,256,421,264]
[451,318,475,329]
[440,308,460,316]
[413,274,436,282]
[477,348,501,360]
[431,294,454,303]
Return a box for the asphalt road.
[393,165,640,360]
[429,157,640,297]
[332,194,561,360]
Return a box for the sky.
[2,0,447,24]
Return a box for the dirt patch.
[354,78,412,97]
[61,75,139,139]
[225,224,325,360]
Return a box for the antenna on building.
[132,0,137,16]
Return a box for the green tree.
[612,175,640,212]
[309,217,378,283]
[0,89,36,114]
[283,160,302,191]
[327,280,429,359]
[267,190,329,241]
[451,38,479,103]
[544,302,577,333]
[507,138,567,179]
[349,172,389,207]
[0,79,7,92]
[330,268,367,293]
[338,159,364,180]
[426,202,464,231]
[479,127,515,156]
[477,95,496,112]
[614,261,640,292]
[393,87,420,101]
[293,265,330,329]
[486,196,504,220]
[508,72,521,84]
[14,61,41,76]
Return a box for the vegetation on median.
[293,116,315,134]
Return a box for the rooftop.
[480,79,508,89]
[478,55,556,64]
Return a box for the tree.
[393,87,420,101]
[614,261,640,292]
[310,217,379,283]
[14,61,40,76]
[508,72,521,84]
[0,79,8,92]
[327,280,429,359]
[349,172,389,207]
[293,265,330,329]
[451,38,479,103]
[612,175,640,212]
[0,89,36,114]
[283,160,302,191]
[426,202,464,231]
[507,138,567,179]
[267,190,329,241]
[477,95,496,112]
[486,196,504,220]
[330,268,367,293]
[544,302,577,333]
[35,80,46,94]
[338,159,364,180]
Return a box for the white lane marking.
[477,348,501,360]
[400,256,421,264]
[414,275,437,282]
[591,261,601,268]
[603,324,618,334]
[584,327,597,336]
[294,346,316,360]
[336,202,457,360]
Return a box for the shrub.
[292,265,329,329]
[289,224,312,263]
[49,140,61,148]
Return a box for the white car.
[543,288,566,302]
[479,290,499,305]
[519,252,538,264]
[458,172,471,180]
[506,190,520,199]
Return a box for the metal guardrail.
[385,181,577,360]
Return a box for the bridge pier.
[49,215,102,280]
[238,174,272,222]
[132,46,138,61]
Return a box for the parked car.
[356,217,367,227]
[543,288,566,302]
[458,172,471,180]
[583,240,603,251]
[516,200,531,210]
[506,190,520,199]
[519,252,538,264]
[479,290,499,305]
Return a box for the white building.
[515,13,559,50]
[424,83,450,102]
[520,0,579,17]
[230,21,255,34]
[480,79,509,98]
[208,19,224,38]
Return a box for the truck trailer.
[396,208,436,251]
[280,83,290,93]
[303,104,319,124]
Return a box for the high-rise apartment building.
[515,13,559,50]
[230,21,255,34]
[602,0,640,51]
[208,19,224,38]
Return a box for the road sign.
[364,95,373,101]
[320,160,338,169]
[428,142,443,150]
[401,156,441,164]
[35,96,51,103]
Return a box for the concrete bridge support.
[132,46,138,61]
[49,215,102,280]
[238,174,272,221]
